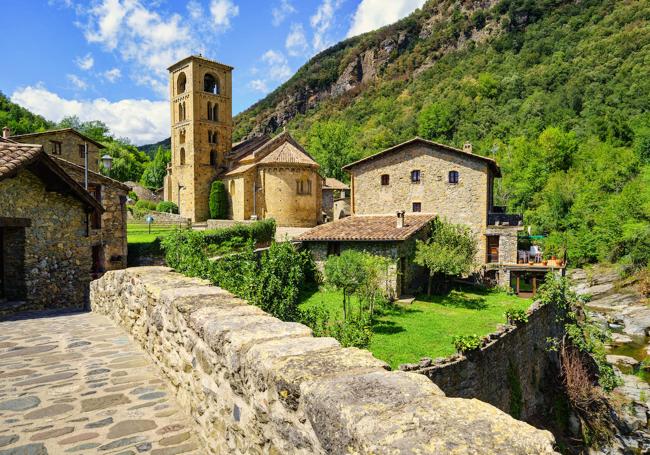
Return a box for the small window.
[207,102,212,120]
[412,202,421,212]
[78,144,86,158]
[179,147,186,165]
[411,170,420,183]
[210,150,217,166]
[449,170,459,184]
[51,141,62,155]
[179,130,186,144]
[296,179,312,195]
[178,101,186,121]
[381,174,390,185]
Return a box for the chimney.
[463,142,472,154]
[2,127,9,139]
[396,210,405,228]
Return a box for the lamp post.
[101,154,113,171]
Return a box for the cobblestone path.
[0,311,204,454]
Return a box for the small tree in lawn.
[324,250,367,321]
[209,180,228,219]
[414,217,477,295]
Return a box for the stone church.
[163,55,322,226]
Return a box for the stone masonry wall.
[12,130,102,172]
[0,170,91,314]
[90,267,557,454]
[401,301,563,421]
[349,142,490,264]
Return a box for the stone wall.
[0,170,91,314]
[400,301,563,421]
[349,142,491,264]
[332,197,350,221]
[59,160,129,271]
[90,267,557,454]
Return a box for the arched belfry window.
[179,147,186,165]
[204,73,219,94]
[177,72,186,95]
[179,130,186,144]
[178,102,186,122]
[207,102,218,121]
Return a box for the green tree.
[209,180,228,219]
[307,121,358,182]
[324,250,368,321]
[414,217,477,295]
[140,146,171,190]
[417,102,456,141]
[100,140,149,182]
[58,116,112,142]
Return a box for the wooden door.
[487,236,499,263]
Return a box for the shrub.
[209,180,228,219]
[203,219,276,245]
[135,199,157,211]
[161,229,211,278]
[128,191,139,202]
[156,201,178,214]
[452,334,483,354]
[327,318,373,348]
[505,308,529,325]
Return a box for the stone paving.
[0,311,205,454]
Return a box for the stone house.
[9,128,129,273]
[296,213,434,297]
[341,137,529,286]
[0,139,103,314]
[57,159,129,272]
[322,177,349,222]
[10,127,104,172]
[163,55,323,226]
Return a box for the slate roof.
[342,137,501,177]
[10,128,106,150]
[296,214,435,242]
[323,177,349,190]
[0,141,104,212]
[55,157,131,191]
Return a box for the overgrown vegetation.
[234,0,649,273]
[156,201,178,214]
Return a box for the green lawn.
[299,286,532,369]
[127,224,179,244]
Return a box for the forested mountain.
[0,92,53,135]
[234,0,650,269]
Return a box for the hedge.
[156,201,179,214]
[203,219,276,245]
[135,199,157,211]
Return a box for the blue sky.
[2,0,425,144]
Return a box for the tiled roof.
[259,141,318,166]
[323,177,349,190]
[55,157,131,191]
[296,214,435,242]
[0,142,43,179]
[342,137,501,177]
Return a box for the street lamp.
[101,154,113,171]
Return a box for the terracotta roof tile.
[259,141,318,166]
[0,142,43,179]
[296,214,434,242]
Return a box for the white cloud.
[11,84,169,145]
[210,0,239,28]
[249,79,269,93]
[285,23,308,56]
[67,74,88,90]
[272,0,296,27]
[103,68,122,82]
[310,0,343,52]
[261,50,292,81]
[75,53,94,70]
[347,0,425,37]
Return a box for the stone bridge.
[0,268,559,454]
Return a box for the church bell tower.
[164,55,233,222]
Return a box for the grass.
[127,224,179,244]
[299,285,532,369]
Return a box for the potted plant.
[452,334,483,358]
